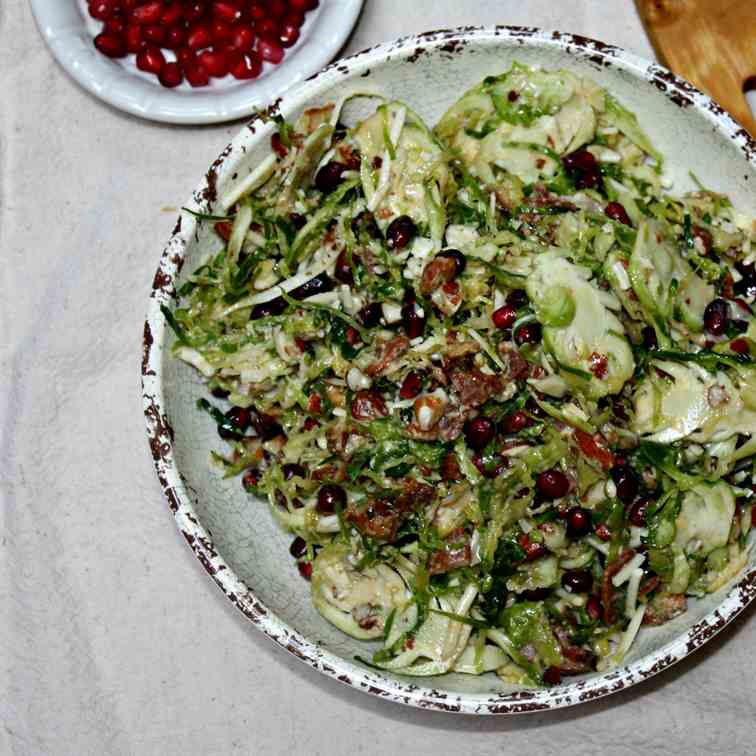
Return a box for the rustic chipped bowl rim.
[143,26,756,714]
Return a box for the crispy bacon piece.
[419,256,457,296]
[528,183,579,211]
[365,335,410,377]
[642,593,688,626]
[574,429,615,470]
[554,626,597,675]
[443,339,481,360]
[449,367,501,407]
[601,549,636,625]
[428,528,472,575]
[498,344,530,380]
[311,463,346,482]
[215,221,233,241]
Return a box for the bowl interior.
[152,28,756,709]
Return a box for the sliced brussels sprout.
[311,543,410,640]
[633,360,756,443]
[526,252,635,398]
[352,101,449,230]
[506,555,558,593]
[604,250,646,323]
[452,642,509,675]
[601,93,663,167]
[674,481,735,557]
[676,271,716,333]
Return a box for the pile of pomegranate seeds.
[89,0,318,88]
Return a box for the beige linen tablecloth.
[3,2,755,754]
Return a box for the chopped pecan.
[440,452,463,482]
[351,390,388,421]
[419,256,457,296]
[448,365,502,408]
[365,335,410,377]
[602,549,636,625]
[498,344,530,380]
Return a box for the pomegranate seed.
[248,3,267,22]
[703,298,729,336]
[283,11,305,28]
[543,667,561,685]
[464,416,496,450]
[315,161,346,193]
[506,289,528,308]
[290,0,319,10]
[518,534,546,561]
[103,15,127,34]
[230,52,261,79]
[228,23,255,51]
[610,464,638,503]
[731,337,750,354]
[212,1,239,22]
[595,523,612,542]
[628,497,652,527]
[187,22,213,50]
[198,48,230,77]
[121,0,139,10]
[386,215,416,249]
[185,58,210,86]
[161,2,184,25]
[565,507,592,538]
[159,61,184,87]
[136,45,166,74]
[399,372,423,400]
[89,0,117,21]
[94,32,127,58]
[562,149,602,190]
[183,1,208,22]
[536,468,570,499]
[268,0,288,18]
[642,325,658,349]
[162,25,185,48]
[131,1,164,25]
[211,19,233,44]
[561,569,592,593]
[258,37,284,63]
[316,484,346,514]
[334,248,357,285]
[142,24,166,45]
[256,17,280,40]
[514,322,542,345]
[297,561,313,580]
[176,46,194,66]
[303,417,320,431]
[358,302,382,328]
[499,410,532,434]
[124,24,142,52]
[586,596,602,621]
[289,536,307,558]
[492,304,517,329]
[401,301,426,339]
[605,202,632,226]
[241,468,260,490]
[279,23,300,47]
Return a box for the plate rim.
[30,0,365,125]
[142,25,756,714]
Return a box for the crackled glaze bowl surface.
[143,26,756,713]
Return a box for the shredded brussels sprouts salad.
[164,63,756,686]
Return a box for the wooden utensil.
[636,0,756,136]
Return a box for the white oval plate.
[31,0,363,124]
[143,27,756,713]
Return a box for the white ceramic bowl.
[143,27,756,713]
[31,0,363,124]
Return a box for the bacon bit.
[404,407,469,442]
[529,365,546,379]
[574,429,615,470]
[595,523,612,542]
[601,549,636,625]
[345,326,360,346]
[518,533,547,562]
[554,626,597,675]
[535,158,546,170]
[215,221,233,241]
[295,337,309,353]
[405,637,415,650]
[498,344,530,380]
[443,339,480,360]
[337,143,361,170]
[308,394,322,414]
[448,364,502,407]
[420,255,457,296]
[722,272,735,300]
[692,225,713,254]
[345,498,402,541]
[372,155,383,170]
[638,575,660,597]
[440,452,462,481]
[429,528,472,574]
[731,338,750,355]
[271,132,288,158]
[312,464,346,482]
[642,593,687,626]
[365,335,410,377]
[589,352,608,379]
[357,615,378,630]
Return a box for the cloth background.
[3,1,755,754]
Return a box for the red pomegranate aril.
[731,338,750,355]
[515,322,542,345]
[131,1,164,25]
[400,372,423,400]
[258,37,284,63]
[610,464,638,503]
[187,23,213,50]
[283,11,305,28]
[159,60,184,87]
[566,507,592,538]
[519,534,546,561]
[703,298,729,336]
[334,248,357,285]
[386,215,416,249]
[290,0,318,10]
[586,596,602,621]
[268,0,288,18]
[89,0,117,21]
[561,569,592,593]
[628,497,652,527]
[297,561,313,580]
[103,15,127,35]
[256,17,280,40]
[176,46,194,66]
[142,23,166,45]
[162,25,186,48]
[279,23,300,47]
[199,48,230,77]
[121,0,139,10]
[536,468,570,499]
[161,2,184,25]
[241,468,260,490]
[289,536,307,559]
[316,484,346,514]
[211,19,233,44]
[229,23,255,51]
[506,288,528,308]
[185,58,210,86]
[248,3,267,22]
[94,32,127,58]
[500,410,532,434]
[230,52,261,79]
[315,161,346,193]
[543,667,562,686]
[212,0,240,22]
[183,1,207,22]
[136,44,166,74]
[492,304,517,329]
[605,201,632,226]
[401,302,426,339]
[465,416,496,450]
